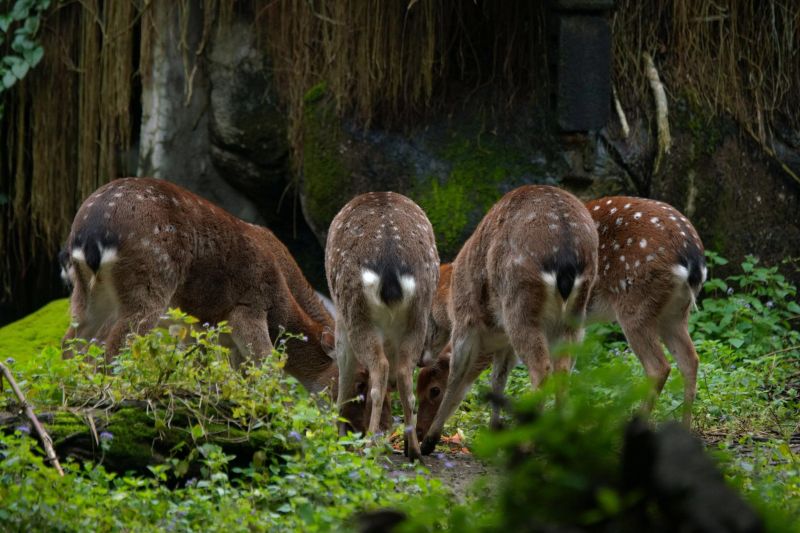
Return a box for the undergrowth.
[0,313,444,531]
[1,254,798,530]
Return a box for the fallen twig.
[0,362,65,476]
[643,52,671,172]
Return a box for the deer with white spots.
[418,185,598,455]
[62,177,341,393]
[587,196,706,424]
[415,196,706,446]
[325,192,439,462]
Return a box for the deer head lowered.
[417,185,599,455]
[60,177,389,432]
[326,191,439,462]
[416,195,706,448]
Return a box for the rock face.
[137,3,326,289]
[300,90,628,260]
[138,2,263,225]
[135,1,800,288]
[207,20,290,223]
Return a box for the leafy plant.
[0,0,49,118]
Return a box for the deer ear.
[320,326,335,355]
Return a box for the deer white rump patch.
[671,264,690,281]
[99,245,118,266]
[540,271,557,287]
[399,275,416,299]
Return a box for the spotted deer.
[586,196,706,423]
[416,196,706,446]
[326,192,439,462]
[418,185,598,455]
[60,177,391,432]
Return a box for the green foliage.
[406,253,800,530]
[0,311,445,531]
[0,0,50,117]
[2,255,798,530]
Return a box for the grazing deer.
[326,192,439,462]
[60,177,392,433]
[416,196,706,446]
[585,196,706,424]
[418,185,598,455]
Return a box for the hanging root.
[612,85,630,139]
[643,52,671,172]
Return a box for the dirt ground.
[384,448,495,500]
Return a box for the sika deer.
[416,197,707,444]
[326,192,439,462]
[418,185,598,455]
[586,196,706,424]
[63,177,335,392]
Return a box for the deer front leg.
[227,305,273,369]
[420,327,482,455]
[490,350,515,430]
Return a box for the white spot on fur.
[71,249,86,262]
[606,200,612,205]
[610,207,617,214]
[619,279,627,290]
[626,238,633,245]
[634,212,642,220]
[593,205,600,211]
[650,217,660,225]
[620,255,625,262]
[639,238,647,248]
[548,224,558,230]
[616,217,623,225]
[624,203,631,209]
[646,254,655,262]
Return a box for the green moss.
[302,89,351,230]
[413,134,545,258]
[303,81,328,104]
[0,299,69,365]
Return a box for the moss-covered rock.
[299,90,583,258]
[2,405,284,476]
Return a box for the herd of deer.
[59,177,706,463]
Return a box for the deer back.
[586,196,706,321]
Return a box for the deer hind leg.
[618,316,670,415]
[354,331,390,437]
[228,305,273,369]
[490,349,515,430]
[659,310,698,426]
[334,324,359,436]
[420,326,482,455]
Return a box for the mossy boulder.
[299,89,631,259]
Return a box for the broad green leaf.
[2,70,17,89]
[10,60,28,79]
